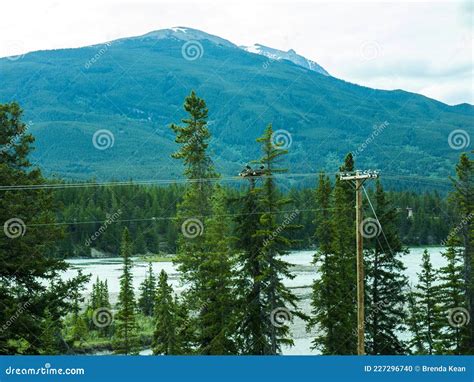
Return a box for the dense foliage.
[50,184,458,258]
[1,99,472,356]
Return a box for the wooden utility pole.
[340,170,378,355]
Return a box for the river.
[64,247,447,355]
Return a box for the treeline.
[54,183,183,257]
[53,183,456,258]
[1,97,472,356]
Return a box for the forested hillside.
[0,28,472,181]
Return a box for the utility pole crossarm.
[339,170,379,182]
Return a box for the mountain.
[240,43,329,76]
[0,27,472,186]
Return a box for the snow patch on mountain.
[123,27,329,75]
[170,27,188,33]
[240,43,329,76]
[136,27,236,48]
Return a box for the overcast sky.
[1,0,472,105]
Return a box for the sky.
[1,0,472,105]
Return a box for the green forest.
[0,94,472,356]
[53,180,457,258]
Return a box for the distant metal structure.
[340,169,379,356]
[238,164,266,189]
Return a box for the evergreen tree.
[408,250,442,354]
[114,228,139,354]
[450,153,473,351]
[365,181,408,354]
[152,270,180,355]
[138,263,156,317]
[70,270,88,343]
[71,315,88,345]
[308,173,338,353]
[438,240,469,354]
[234,178,266,354]
[199,186,236,354]
[174,296,196,353]
[101,280,111,309]
[85,277,111,336]
[407,288,424,354]
[170,91,236,353]
[39,309,60,355]
[328,153,358,354]
[0,102,89,354]
[253,124,303,354]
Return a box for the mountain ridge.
[0,27,472,184]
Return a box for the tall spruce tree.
[234,174,266,354]
[138,263,156,317]
[0,102,89,354]
[70,270,88,343]
[199,186,236,354]
[450,153,473,352]
[308,173,338,353]
[85,277,111,336]
[328,153,358,354]
[438,240,469,354]
[254,124,302,354]
[152,270,180,355]
[408,250,442,354]
[170,91,237,353]
[114,228,139,354]
[365,181,408,354]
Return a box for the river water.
[64,247,446,355]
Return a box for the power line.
[362,185,395,256]
[24,206,335,228]
[0,172,452,191]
